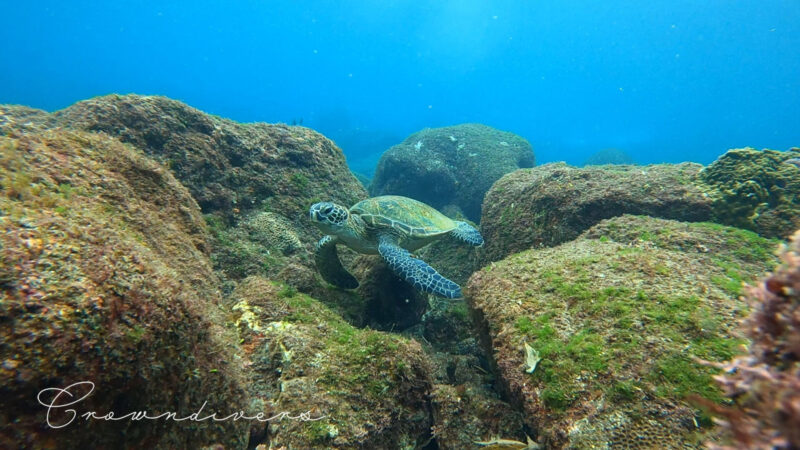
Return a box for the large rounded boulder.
[481,162,712,262]
[466,215,780,448]
[52,94,369,308]
[370,124,535,222]
[0,129,250,448]
[54,94,367,237]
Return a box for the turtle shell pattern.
[350,195,455,238]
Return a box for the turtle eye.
[322,205,333,215]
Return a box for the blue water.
[2,1,798,173]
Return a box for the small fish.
[783,158,800,168]
[474,435,540,449]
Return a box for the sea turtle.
[309,195,484,298]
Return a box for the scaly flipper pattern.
[378,234,462,298]
[314,235,359,289]
[451,221,484,246]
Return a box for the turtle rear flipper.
[315,236,359,289]
[451,221,484,247]
[378,235,462,298]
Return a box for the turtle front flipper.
[451,221,484,246]
[315,235,359,289]
[378,235,462,298]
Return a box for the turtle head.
[310,202,350,234]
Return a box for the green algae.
[515,270,737,410]
[481,163,712,262]
[231,277,433,448]
[467,215,780,447]
[699,147,800,239]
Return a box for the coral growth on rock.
[704,230,800,448]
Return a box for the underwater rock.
[481,162,712,262]
[704,229,800,448]
[351,255,428,330]
[583,148,636,166]
[229,276,434,449]
[47,94,369,308]
[0,104,54,134]
[698,147,800,240]
[420,298,475,351]
[423,307,529,448]
[465,215,779,448]
[54,93,366,232]
[370,123,535,222]
[431,384,526,450]
[410,299,527,449]
[0,130,250,448]
[209,211,304,280]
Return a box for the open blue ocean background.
[1,1,798,175]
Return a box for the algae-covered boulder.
[0,130,250,448]
[350,255,429,330]
[481,162,712,262]
[699,147,800,239]
[370,124,535,222]
[47,94,372,311]
[54,94,366,235]
[466,215,779,448]
[230,277,434,448]
[208,211,305,281]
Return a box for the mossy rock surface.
[0,130,250,448]
[370,124,535,222]
[349,255,429,330]
[230,277,434,448]
[0,104,54,133]
[5,95,372,311]
[52,94,367,282]
[465,215,779,449]
[480,162,712,263]
[430,383,525,449]
[698,147,800,239]
[422,309,527,449]
[54,94,367,229]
